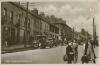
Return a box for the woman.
[81,40,96,64]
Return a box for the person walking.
[66,42,74,64]
[89,40,96,63]
[81,41,90,64]
[81,40,96,64]
[72,40,78,64]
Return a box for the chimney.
[39,12,45,17]
[31,8,38,15]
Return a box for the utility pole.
[24,2,28,47]
[86,31,88,43]
[93,17,97,47]
[93,17,95,41]
[93,17,96,41]
[72,27,74,42]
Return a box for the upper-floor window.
[34,18,39,28]
[24,17,26,27]
[28,19,30,29]
[21,17,24,26]
[45,24,46,32]
[2,8,7,24]
[3,8,6,16]
[9,11,13,24]
[16,14,20,27]
[40,21,42,30]
[17,14,20,21]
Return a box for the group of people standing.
[64,40,96,64]
[65,40,78,64]
[81,40,96,64]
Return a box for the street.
[1,45,99,64]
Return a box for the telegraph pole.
[93,17,95,41]
[72,27,74,42]
[24,2,28,47]
[86,31,88,43]
[93,17,97,47]
[93,17,96,41]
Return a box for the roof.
[54,22,72,30]
[9,2,54,26]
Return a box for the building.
[54,23,73,41]
[49,24,59,39]
[1,2,31,47]
[46,16,73,41]
[1,2,42,47]
[38,12,59,39]
[1,2,60,48]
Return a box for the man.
[40,37,46,48]
[66,42,74,64]
[72,40,78,63]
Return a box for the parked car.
[31,40,39,48]
[46,38,54,48]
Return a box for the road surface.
[1,45,99,64]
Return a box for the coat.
[87,42,95,60]
[66,45,74,61]
[83,42,95,60]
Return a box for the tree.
[81,28,86,36]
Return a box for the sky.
[21,0,99,35]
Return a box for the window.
[18,14,20,21]
[24,17,26,27]
[16,14,20,27]
[34,19,37,28]
[20,13,24,26]
[21,17,25,26]
[40,21,42,30]
[2,8,7,24]
[11,28,15,43]
[46,24,47,32]
[39,20,41,31]
[28,19,30,29]
[9,11,13,24]
[45,24,46,32]
[3,8,6,16]
[46,24,48,32]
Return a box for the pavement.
[1,45,99,64]
[1,44,37,54]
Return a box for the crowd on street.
[63,39,98,64]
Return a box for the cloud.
[67,16,93,34]
[36,2,97,19]
[29,2,98,35]
[43,5,57,14]
[61,4,71,10]
[58,4,87,19]
[37,5,58,16]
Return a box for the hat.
[68,42,72,46]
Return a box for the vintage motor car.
[46,38,54,48]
